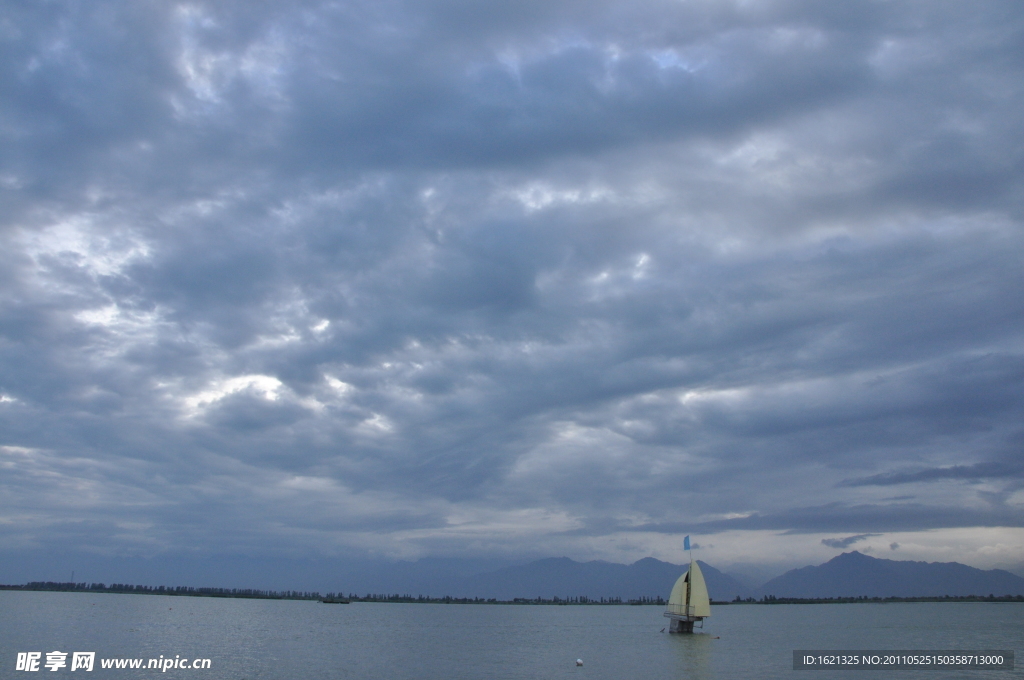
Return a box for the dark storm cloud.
[634,502,1024,536]
[2,0,1024,573]
[821,534,878,549]
[840,461,1024,487]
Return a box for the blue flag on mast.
[683,535,690,551]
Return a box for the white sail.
[667,570,689,614]
[687,560,711,617]
[666,560,711,618]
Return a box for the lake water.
[1,592,1020,679]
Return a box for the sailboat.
[663,559,711,633]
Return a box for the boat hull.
[663,610,704,634]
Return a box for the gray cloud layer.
[2,0,1023,572]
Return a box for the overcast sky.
[2,0,1023,584]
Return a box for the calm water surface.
[1,592,1021,679]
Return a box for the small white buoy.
[576,659,583,667]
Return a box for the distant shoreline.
[2,583,1022,604]
[720,595,1024,604]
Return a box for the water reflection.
[666,632,715,680]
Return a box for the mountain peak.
[830,550,870,561]
[631,557,665,566]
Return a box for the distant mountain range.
[757,551,1024,598]
[8,550,1024,601]
[342,551,1024,600]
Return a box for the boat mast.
[685,562,692,614]
[685,534,692,615]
